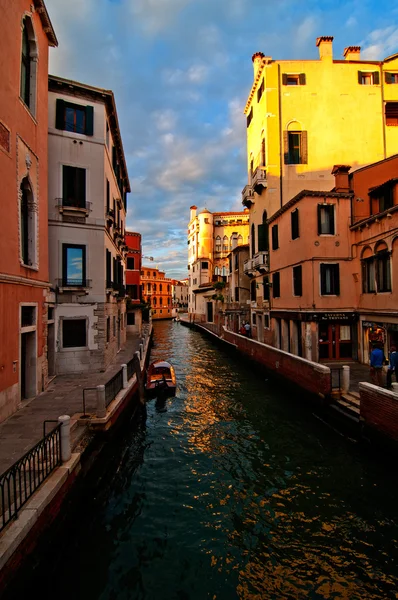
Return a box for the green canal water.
[6,320,398,599]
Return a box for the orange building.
[0,1,57,422]
[141,266,173,320]
[262,157,398,364]
[125,231,142,333]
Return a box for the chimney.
[190,205,197,221]
[316,36,334,61]
[252,52,265,78]
[343,46,361,61]
[231,232,238,251]
[332,165,351,192]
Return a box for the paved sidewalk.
[0,331,147,475]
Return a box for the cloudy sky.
[46,0,398,279]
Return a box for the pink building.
[0,1,57,422]
[262,158,398,364]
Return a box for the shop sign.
[306,312,357,322]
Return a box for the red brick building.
[141,266,173,320]
[125,231,142,333]
[0,1,57,422]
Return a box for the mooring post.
[122,364,128,388]
[342,366,350,393]
[97,384,106,418]
[58,415,71,463]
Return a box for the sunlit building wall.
[141,266,173,320]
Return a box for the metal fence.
[105,368,123,407]
[127,356,136,380]
[0,423,61,533]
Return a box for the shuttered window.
[385,102,398,126]
[291,209,299,239]
[284,131,308,164]
[357,71,380,85]
[272,272,280,298]
[385,72,398,84]
[317,204,335,235]
[263,276,270,301]
[320,264,340,295]
[62,166,86,208]
[106,250,112,287]
[293,265,302,296]
[55,99,94,135]
[282,73,306,85]
[271,224,279,250]
[258,223,269,251]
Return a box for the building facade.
[173,279,189,310]
[242,36,398,332]
[187,206,249,321]
[125,231,142,334]
[141,267,173,320]
[0,1,57,422]
[48,76,130,374]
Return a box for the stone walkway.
[0,331,147,475]
[325,361,380,392]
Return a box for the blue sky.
[46,0,398,279]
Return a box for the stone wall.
[359,382,398,442]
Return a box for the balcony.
[57,278,92,292]
[243,258,255,276]
[56,198,91,216]
[241,185,255,208]
[252,166,267,194]
[252,251,269,272]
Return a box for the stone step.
[340,392,360,408]
[329,402,360,423]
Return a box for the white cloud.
[153,109,178,131]
[129,0,192,35]
[163,63,209,85]
[361,27,398,60]
[294,16,318,49]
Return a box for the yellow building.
[242,35,398,340]
[141,266,173,320]
[187,206,249,321]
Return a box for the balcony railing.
[252,251,269,271]
[57,278,92,290]
[252,166,267,193]
[243,258,255,276]
[56,198,91,214]
[241,185,255,208]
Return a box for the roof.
[267,189,353,224]
[369,178,398,195]
[48,75,130,191]
[384,52,398,63]
[34,0,58,47]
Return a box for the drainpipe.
[381,63,387,159]
[278,63,283,209]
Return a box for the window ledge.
[18,98,37,124]
[21,262,39,272]
[60,346,89,352]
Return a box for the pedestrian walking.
[244,322,251,338]
[370,343,384,387]
[387,345,398,389]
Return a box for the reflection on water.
[6,320,398,600]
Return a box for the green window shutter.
[283,130,289,164]
[299,73,306,85]
[55,99,65,130]
[282,73,288,85]
[258,223,266,251]
[301,131,308,164]
[385,72,393,84]
[373,71,380,85]
[85,106,94,135]
[358,71,363,84]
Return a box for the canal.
[5,320,398,599]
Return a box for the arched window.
[223,235,228,252]
[214,266,220,276]
[159,297,163,306]
[20,17,37,115]
[153,283,157,292]
[160,283,163,292]
[261,136,266,167]
[215,236,221,252]
[251,223,255,255]
[375,242,391,293]
[20,177,36,266]
[153,297,157,306]
[258,210,269,251]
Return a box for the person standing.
[387,345,398,389]
[370,343,384,387]
[244,321,251,338]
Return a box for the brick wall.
[222,328,331,397]
[359,382,398,441]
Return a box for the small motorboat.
[145,361,176,397]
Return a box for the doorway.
[318,323,352,360]
[206,302,213,323]
[48,323,55,377]
[21,331,37,399]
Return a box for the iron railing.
[127,356,136,380]
[57,278,92,289]
[0,423,61,532]
[105,368,123,407]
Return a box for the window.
[293,265,302,296]
[320,264,340,295]
[250,280,256,302]
[370,183,394,213]
[291,209,299,240]
[260,137,266,166]
[223,236,228,252]
[55,99,94,135]
[153,283,157,292]
[160,284,163,292]
[127,313,135,325]
[106,179,110,213]
[21,306,35,327]
[62,166,86,209]
[318,204,335,235]
[385,72,398,84]
[358,71,380,85]
[282,73,306,86]
[273,272,280,298]
[234,253,239,270]
[62,244,86,286]
[234,286,239,301]
[263,276,270,301]
[376,251,392,292]
[204,218,209,224]
[247,107,253,127]
[20,177,36,267]
[251,224,256,255]
[106,317,110,342]
[271,224,279,250]
[20,18,37,114]
[127,257,135,270]
[284,131,308,165]
[201,261,209,269]
[257,78,264,102]
[63,319,86,348]
[159,297,163,306]
[153,297,157,306]
[362,256,376,293]
[106,249,112,287]
[385,102,398,126]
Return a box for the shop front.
[304,312,358,361]
[362,320,398,364]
